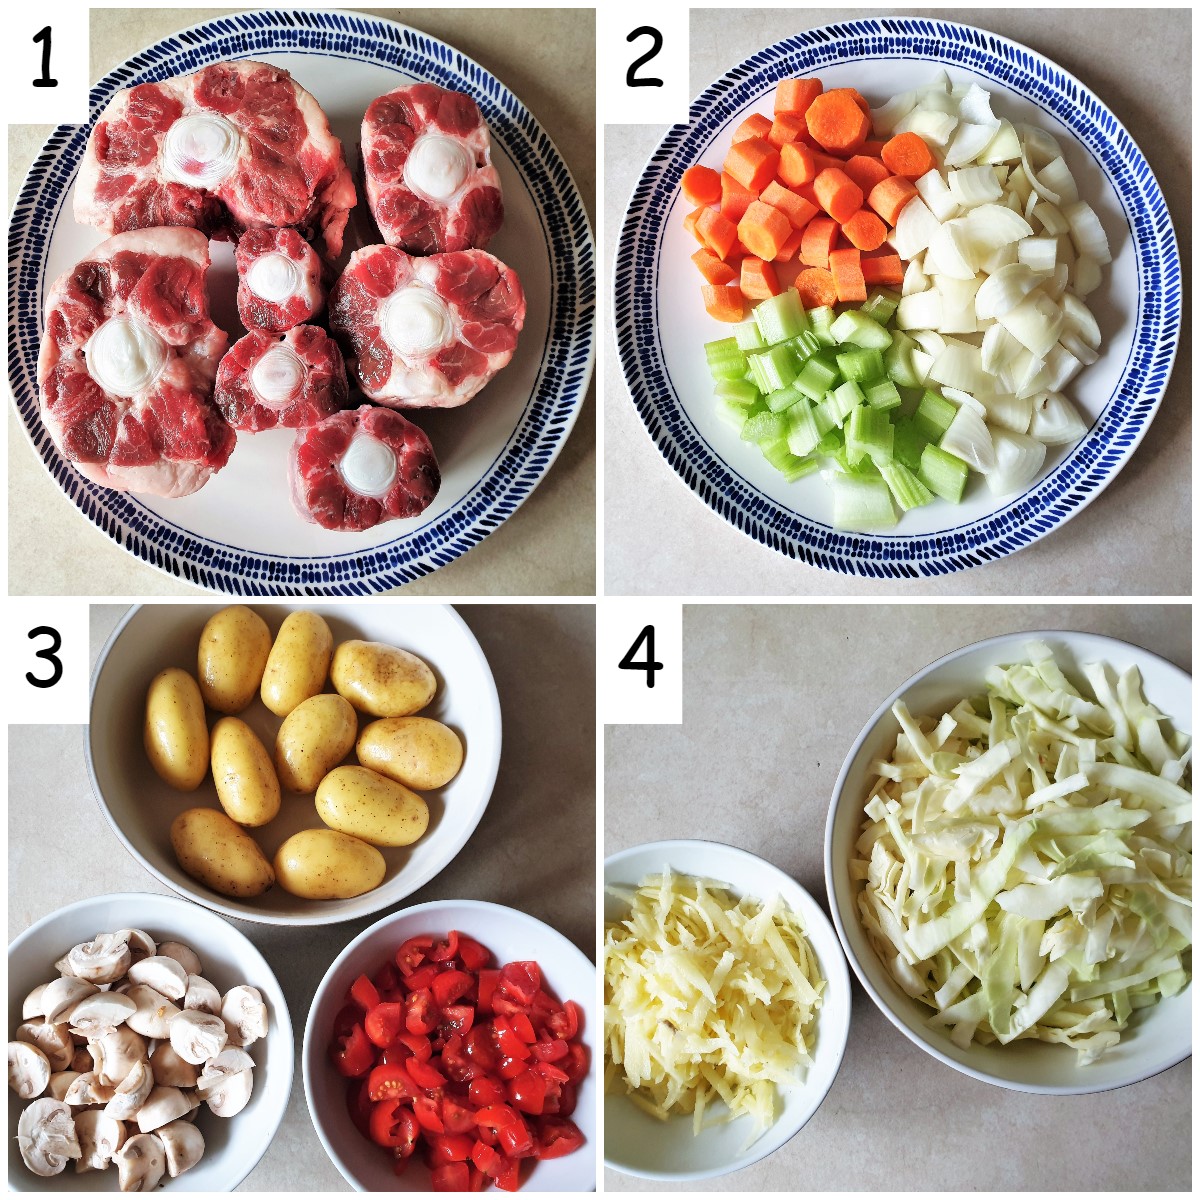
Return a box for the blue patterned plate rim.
[614,17,1180,579]
[8,7,595,596]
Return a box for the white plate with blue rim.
[9,9,594,595]
[614,18,1180,578]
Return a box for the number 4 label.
[600,601,682,725]
[7,600,89,725]
[598,5,689,126]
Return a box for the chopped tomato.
[495,1158,521,1192]
[369,1062,418,1102]
[493,1017,531,1061]
[396,935,435,976]
[532,1116,584,1160]
[545,1001,581,1041]
[331,1022,375,1077]
[441,1004,475,1035]
[469,1077,506,1107]
[557,1083,578,1118]
[471,1140,504,1177]
[464,1024,498,1071]
[531,1038,568,1063]
[370,1099,419,1153]
[431,1162,470,1191]
[496,1120,534,1159]
[562,1043,588,1085]
[475,1104,522,1130]
[413,1094,445,1134]
[346,1078,373,1138]
[404,963,442,993]
[365,1002,405,1048]
[405,989,438,1036]
[407,1058,448,1090]
[432,969,474,1008]
[350,973,381,1011]
[497,1055,527,1081]
[371,961,400,998]
[429,931,460,962]
[430,1133,475,1163]
[442,1096,478,1136]
[498,962,540,1006]
[508,1070,548,1115]
[476,969,501,1014]
[455,935,492,972]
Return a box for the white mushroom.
[63,1071,116,1107]
[196,1046,254,1089]
[17,1097,81,1176]
[9,1040,52,1098]
[114,929,157,963]
[125,985,180,1039]
[202,1067,253,1117]
[150,1041,199,1089]
[93,1027,147,1086]
[74,1108,126,1172]
[41,977,100,1023]
[128,956,188,1002]
[221,985,268,1048]
[157,1119,205,1177]
[104,1058,155,1121]
[169,1009,228,1064]
[22,982,48,1020]
[114,1132,166,1192]
[183,974,222,1015]
[15,1021,75,1071]
[58,933,132,984]
[47,1070,81,1100]
[68,991,137,1038]
[157,942,202,977]
[135,1085,192,1133]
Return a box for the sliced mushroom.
[125,985,180,1040]
[169,1009,228,1064]
[17,1097,81,1176]
[114,929,157,963]
[202,1067,253,1117]
[9,1040,52,1098]
[74,1108,126,1172]
[22,982,48,1020]
[157,1119,205,1177]
[195,1047,254,1090]
[93,1026,147,1086]
[135,1085,192,1133]
[47,1070,81,1100]
[63,1071,117,1107]
[15,1021,74,1071]
[57,934,132,985]
[41,977,100,1023]
[150,1041,199,1089]
[221,985,268,1048]
[114,1132,166,1192]
[68,991,137,1038]
[156,942,202,977]
[104,1058,155,1121]
[128,956,188,1002]
[183,974,222,1015]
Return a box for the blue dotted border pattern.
[614,18,1180,578]
[8,9,595,596]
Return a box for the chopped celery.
[814,429,843,456]
[846,404,894,467]
[793,354,840,402]
[716,397,751,431]
[913,389,957,442]
[860,287,902,325]
[754,289,808,345]
[829,380,866,423]
[892,415,930,471]
[919,444,970,503]
[883,329,920,388]
[880,460,934,510]
[714,378,761,409]
[704,337,740,363]
[785,400,822,457]
[741,410,786,446]
[831,474,898,531]
[762,443,819,482]
[831,309,893,350]
[836,347,886,384]
[746,352,773,395]
[749,343,799,393]
[733,319,766,352]
[865,380,902,411]
[808,305,837,346]
[813,403,836,437]
[791,330,822,362]
[766,385,804,414]
[708,353,749,382]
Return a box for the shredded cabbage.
[853,643,1191,1063]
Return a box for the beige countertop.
[10,602,596,1190]
[8,7,595,597]
[604,8,1191,597]
[604,602,1191,1190]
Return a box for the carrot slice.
[723,137,780,194]
[774,78,822,117]
[736,200,792,261]
[841,155,891,194]
[681,164,722,207]
[828,247,867,303]
[861,139,887,157]
[692,247,737,284]
[841,208,888,252]
[740,256,782,300]
[778,142,817,188]
[881,132,937,180]
[732,113,773,144]
[702,283,747,322]
[696,207,739,259]
[826,87,871,117]
[805,90,870,155]
[683,207,706,243]
[719,172,757,224]
[867,175,919,225]
[794,267,838,309]
[768,114,808,149]
[760,181,819,231]
[813,167,864,224]
[774,227,805,263]
[799,216,839,269]
[861,253,905,285]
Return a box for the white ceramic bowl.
[87,604,501,925]
[302,899,597,1191]
[7,892,293,1191]
[825,630,1192,1094]
[603,839,851,1181]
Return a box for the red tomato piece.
[499,962,541,1006]
[511,1013,536,1044]
[405,989,439,1036]
[441,1004,475,1036]
[557,1082,578,1118]
[430,1133,475,1163]
[497,1120,535,1159]
[350,973,381,1011]
[469,1077,506,1107]
[370,1099,419,1152]
[562,1043,588,1085]
[430,931,460,962]
[545,1001,581,1041]
[496,1158,521,1192]
[346,1078,373,1138]
[332,1004,361,1040]
[475,1104,522,1130]
[464,1024,498,1071]
[442,1096,478,1136]
[396,935,435,976]
[431,1162,470,1191]
[331,1022,375,1077]
[493,1017,531,1061]
[455,935,491,972]
[372,961,400,997]
[368,1062,418,1102]
[508,1069,548,1116]
[407,1058,448,1091]
[413,1094,445,1134]
[441,1032,480,1084]
[432,969,474,1008]
[468,1165,486,1191]
[365,1002,405,1048]
[533,1116,584,1159]
[404,963,441,993]
[532,1038,568,1063]
[476,969,500,1014]
[497,1055,527,1081]
[470,1140,504,1177]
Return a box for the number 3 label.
[26,627,64,689]
[9,600,88,723]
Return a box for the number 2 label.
[626,27,664,89]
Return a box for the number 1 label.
[8,7,88,122]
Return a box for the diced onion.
[948,166,1003,208]
[1018,236,1058,272]
[1064,201,1112,265]
[891,196,942,259]
[975,264,1047,319]
[896,289,943,331]
[977,119,1022,164]
[982,391,1034,434]
[870,90,918,135]
[998,290,1064,359]
[940,403,995,472]
[1029,392,1089,443]
[915,169,961,222]
[986,428,1046,495]
[894,107,958,147]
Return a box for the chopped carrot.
[867,175,919,225]
[841,208,888,252]
[825,87,871,117]
[723,138,780,194]
[794,267,838,309]
[740,256,782,300]
[683,207,706,243]
[732,113,773,143]
[681,164,722,207]
[813,167,863,224]
[778,142,817,188]
[810,150,843,175]
[794,182,820,209]
[861,253,905,285]
[804,90,870,155]
[737,200,792,261]
[842,154,891,194]
[799,216,839,269]
[881,132,937,180]
[760,181,819,231]
[774,78,823,117]
[768,114,808,149]
[696,207,739,259]
[828,246,867,302]
[720,172,757,224]
[774,228,805,262]
[861,139,887,157]
[692,247,737,284]
[702,283,747,323]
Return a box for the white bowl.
[87,604,501,926]
[825,630,1192,1094]
[603,839,851,1181]
[302,899,597,1191]
[7,892,293,1191]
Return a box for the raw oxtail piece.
[362,82,503,253]
[36,227,234,498]
[236,227,326,333]
[214,325,348,432]
[289,406,440,531]
[75,61,357,258]
[329,244,525,408]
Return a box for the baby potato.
[260,611,334,717]
[356,717,464,791]
[145,668,209,791]
[197,606,272,714]
[211,717,281,827]
[274,693,357,793]
[331,639,437,718]
[170,807,275,897]
[273,829,386,899]
[315,765,430,847]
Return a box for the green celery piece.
[807,305,837,346]
[716,397,751,431]
[741,410,786,446]
[831,474,897,532]
[830,379,866,423]
[754,343,799,393]
[754,289,808,345]
[846,404,894,467]
[791,329,822,362]
[892,414,930,471]
[836,346,886,384]
[708,352,749,382]
[830,308,893,350]
[745,351,772,395]
[793,353,840,402]
[919,443,970,503]
[704,336,740,363]
[733,319,766,352]
[814,428,843,456]
[762,437,819,481]
[786,399,822,457]
[766,385,804,414]
[865,380,902,411]
[714,378,761,409]
[860,287,902,325]
[812,402,836,437]
[913,389,957,442]
[883,329,920,388]
[880,460,934,511]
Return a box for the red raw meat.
[289,406,440,531]
[362,83,503,253]
[75,61,356,258]
[328,244,525,408]
[214,325,348,432]
[36,228,233,498]
[236,227,326,333]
